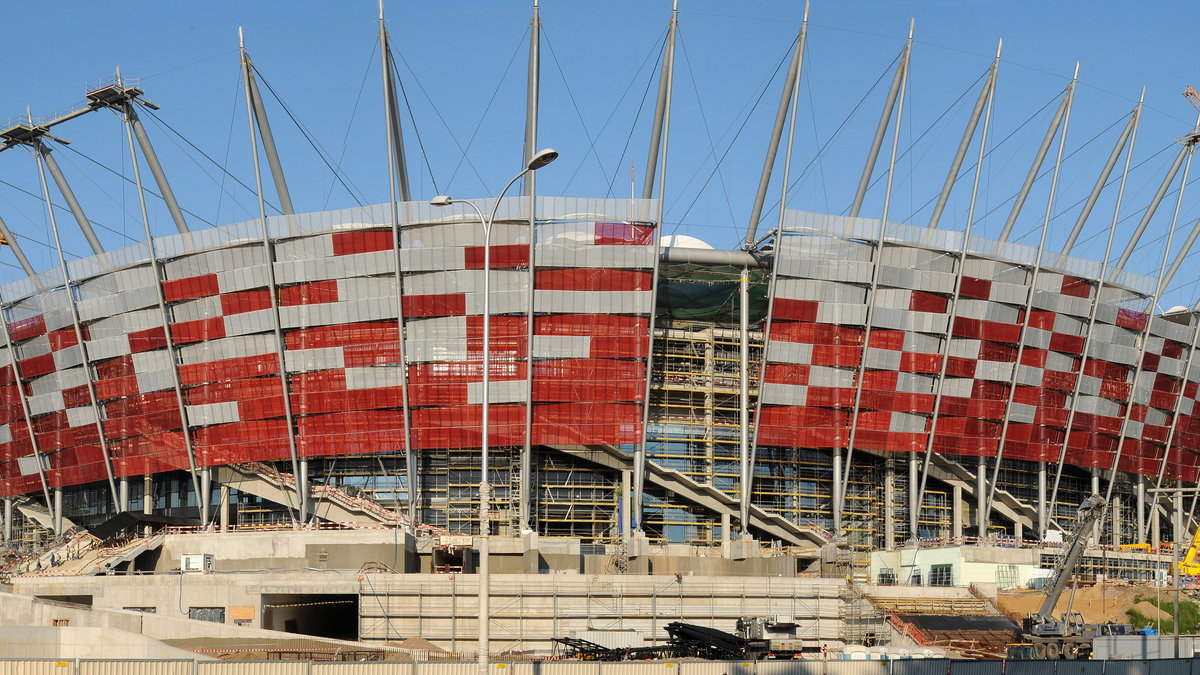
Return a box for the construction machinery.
[1006,494,1134,659]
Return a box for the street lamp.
[430,147,558,675]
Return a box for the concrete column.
[3,497,11,542]
[976,456,987,534]
[1152,501,1162,548]
[832,449,843,533]
[1137,476,1147,543]
[119,478,129,513]
[219,485,231,533]
[952,484,964,539]
[53,488,63,534]
[200,468,212,528]
[884,461,896,550]
[1090,473,1101,545]
[1112,497,1122,547]
[1014,519,1023,540]
[1037,462,1047,539]
[143,475,152,515]
[721,512,731,558]
[908,456,919,540]
[621,470,632,544]
[298,458,309,523]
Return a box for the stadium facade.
[0,6,1197,574]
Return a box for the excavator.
[1006,494,1134,659]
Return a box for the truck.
[1006,494,1134,659]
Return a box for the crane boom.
[1036,493,1107,620]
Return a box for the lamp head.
[526,148,559,171]
[430,195,454,206]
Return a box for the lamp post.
[431,148,558,675]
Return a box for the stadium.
[0,1,1198,657]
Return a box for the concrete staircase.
[559,444,830,548]
[215,462,437,531]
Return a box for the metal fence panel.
[825,662,889,675]
[1001,661,1046,675]
[1104,661,1156,675]
[197,662,310,675]
[314,664,414,675]
[680,661,756,675]
[890,659,949,675]
[0,660,72,675]
[1148,659,1190,675]
[79,660,192,675]
[755,659,823,675]
[416,661,476,675]
[946,660,999,675]
[538,661,599,675]
[1055,660,1103,675]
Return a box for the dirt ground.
[997,584,1147,624]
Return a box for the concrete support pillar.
[721,512,731,557]
[831,449,843,533]
[1090,473,1101,545]
[200,468,212,528]
[1037,462,1047,539]
[621,470,632,544]
[143,474,152,537]
[1152,501,1162,548]
[884,461,896,550]
[1014,519,1023,540]
[298,458,309,524]
[1112,497,1122,547]
[3,497,11,542]
[952,484,964,539]
[119,478,129,513]
[908,456,919,540]
[53,488,63,534]
[976,456,987,535]
[219,485,231,533]
[1137,476,1147,543]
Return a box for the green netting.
[656,262,770,322]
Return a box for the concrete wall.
[0,626,213,660]
[155,530,418,573]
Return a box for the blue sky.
[2,1,1199,307]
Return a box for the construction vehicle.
[553,618,806,661]
[1173,513,1200,576]
[1006,494,1134,659]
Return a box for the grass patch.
[1127,596,1200,634]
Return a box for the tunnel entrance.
[262,593,358,641]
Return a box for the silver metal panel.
[536,243,656,269]
[164,245,267,278]
[0,424,12,444]
[1124,420,1145,438]
[873,288,916,309]
[405,338,468,363]
[795,259,874,284]
[51,348,84,371]
[338,277,397,300]
[1075,395,1122,416]
[1007,402,1036,423]
[15,335,51,359]
[26,391,64,416]
[273,250,395,284]
[1150,315,1192,341]
[767,341,814,365]
[1032,290,1090,317]
[1054,313,1086,334]
[863,348,902,370]
[975,361,1014,381]
[178,334,276,364]
[890,411,927,432]
[962,257,1025,281]
[815,303,868,325]
[132,350,173,374]
[1091,323,1138,347]
[775,278,867,303]
[871,306,948,333]
[398,246,466,272]
[894,371,935,394]
[1021,328,1052,350]
[186,401,241,426]
[135,369,175,393]
[171,296,223,323]
[904,332,941,353]
[987,281,1028,305]
[29,368,87,396]
[880,245,955,272]
[404,270,521,296]
[1014,365,1043,387]
[345,366,404,390]
[216,264,270,294]
[66,405,98,427]
[940,378,974,397]
[1144,335,1165,354]
[1044,351,1077,372]
[405,221,528,248]
[405,316,468,340]
[531,335,593,359]
[283,347,344,372]
[947,339,981,358]
[468,379,525,404]
[274,233,334,261]
[807,365,855,388]
[279,298,399,330]
[955,299,1019,324]
[1092,342,1139,366]
[87,308,162,340]
[464,289,527,315]
[223,309,275,337]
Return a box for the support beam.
[952,484,964,539]
[831,449,842,533]
[33,140,121,514]
[0,293,54,527]
[240,30,295,216]
[522,0,541,198]
[2,497,10,542]
[1038,463,1048,539]
[634,1,679,530]
[1049,92,1144,515]
[40,148,103,254]
[1117,140,1192,269]
[519,0,543,532]
[849,23,910,218]
[908,456,919,540]
[738,268,752,533]
[1138,476,1147,542]
[379,3,411,203]
[997,83,1073,242]
[640,0,678,200]
[745,3,808,246]
[241,27,306,524]
[0,215,35,276]
[976,457,987,534]
[928,50,997,230]
[1060,100,1140,254]
[884,461,896,549]
[126,107,189,234]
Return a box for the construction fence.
[1,660,1197,675]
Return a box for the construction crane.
[1185,86,1200,113]
[1006,494,1133,659]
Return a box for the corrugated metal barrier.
[7,659,1200,675]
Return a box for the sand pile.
[997,584,1145,624]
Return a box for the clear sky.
[1,1,1199,307]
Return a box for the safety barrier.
[4,658,1200,675]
